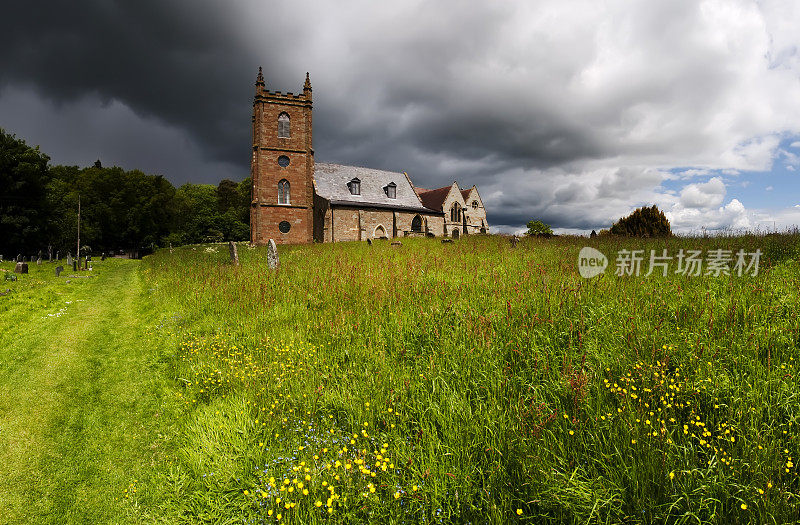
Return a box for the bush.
[526,220,553,237]
[610,205,671,237]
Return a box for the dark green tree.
[0,129,51,257]
[610,205,671,237]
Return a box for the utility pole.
[76,195,81,268]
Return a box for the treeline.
[0,128,250,258]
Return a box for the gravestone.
[510,235,519,248]
[84,258,89,270]
[391,241,402,246]
[37,258,42,265]
[55,266,63,277]
[267,239,279,269]
[0,255,3,262]
[14,262,28,274]
[367,238,372,246]
[38,250,43,261]
[590,230,597,239]
[66,253,73,267]
[56,251,60,261]
[16,254,22,263]
[169,243,173,254]
[441,239,452,244]
[48,245,52,261]
[101,252,106,261]
[229,241,239,266]
[73,260,77,272]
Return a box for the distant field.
[1,234,799,523]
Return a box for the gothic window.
[278,179,290,204]
[384,182,396,199]
[374,225,386,239]
[472,200,478,209]
[450,203,461,222]
[348,178,361,195]
[411,215,422,233]
[278,112,290,138]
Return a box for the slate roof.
[313,163,436,213]
[415,186,452,213]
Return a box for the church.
[250,69,489,244]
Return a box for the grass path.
[0,260,178,524]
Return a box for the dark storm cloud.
[0,0,260,172]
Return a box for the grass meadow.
[1,233,798,524]
[136,233,799,524]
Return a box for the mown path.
[0,260,177,524]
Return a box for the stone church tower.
[250,68,314,244]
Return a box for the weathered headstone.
[229,241,239,266]
[267,239,279,269]
[441,239,452,244]
[48,245,53,261]
[37,258,42,265]
[590,230,597,239]
[16,254,22,263]
[14,262,28,274]
[56,251,60,261]
[169,243,173,254]
[367,238,372,246]
[55,266,63,277]
[101,252,106,261]
[391,241,402,246]
[510,235,519,248]
[84,258,89,270]
[73,260,77,272]
[0,255,3,262]
[67,253,73,266]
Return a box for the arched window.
[278,179,290,204]
[374,225,386,239]
[411,215,422,233]
[450,203,461,222]
[278,112,290,138]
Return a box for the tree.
[526,219,553,237]
[0,129,51,257]
[610,205,671,237]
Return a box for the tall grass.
[142,233,800,523]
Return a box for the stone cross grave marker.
[267,239,279,269]
[55,266,63,277]
[229,241,239,266]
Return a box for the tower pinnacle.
[304,72,312,92]
[255,67,265,90]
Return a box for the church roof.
[313,163,435,213]
[415,186,452,212]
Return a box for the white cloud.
[766,185,774,191]
[679,177,726,209]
